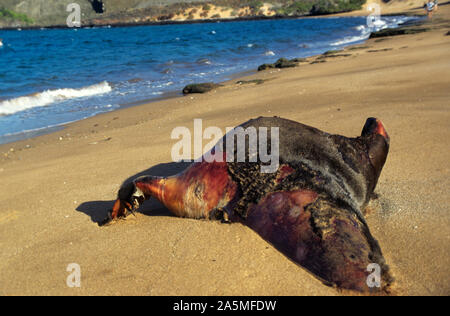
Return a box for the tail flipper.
[361,118,390,190]
[245,189,392,292]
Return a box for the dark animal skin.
[102,117,392,293]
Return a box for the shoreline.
[0,11,424,31]
[0,4,448,296]
[0,14,321,31]
[0,14,423,146]
[0,0,437,31]
[0,68,257,145]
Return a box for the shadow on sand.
[76,161,193,225]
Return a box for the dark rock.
[196,58,212,65]
[258,58,300,71]
[90,0,104,14]
[182,83,221,94]
[323,49,343,56]
[347,45,370,50]
[274,58,297,68]
[369,27,429,38]
[290,57,307,63]
[310,60,326,64]
[318,53,352,59]
[236,79,266,85]
[258,63,275,71]
[367,48,393,53]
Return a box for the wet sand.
[0,5,449,296]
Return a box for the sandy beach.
[0,4,449,296]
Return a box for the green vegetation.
[249,1,264,13]
[310,0,366,15]
[210,0,365,16]
[0,8,33,24]
[276,1,314,15]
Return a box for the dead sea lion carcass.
[102,116,392,292]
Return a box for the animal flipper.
[244,189,392,292]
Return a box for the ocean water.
[0,16,419,144]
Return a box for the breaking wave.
[0,81,112,116]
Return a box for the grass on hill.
[0,8,34,24]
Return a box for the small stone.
[183,83,221,94]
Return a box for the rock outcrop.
[182,82,221,94]
[258,58,304,71]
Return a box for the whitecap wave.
[372,19,387,28]
[331,34,370,46]
[331,17,416,47]
[0,81,112,116]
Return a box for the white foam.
[0,81,112,116]
[264,50,275,56]
[0,105,116,143]
[372,19,387,28]
[331,34,370,46]
[331,16,415,47]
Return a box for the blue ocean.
[0,16,418,144]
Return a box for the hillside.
[0,0,371,28]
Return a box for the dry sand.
[0,4,449,296]
[335,0,435,16]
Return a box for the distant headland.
[0,0,372,29]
